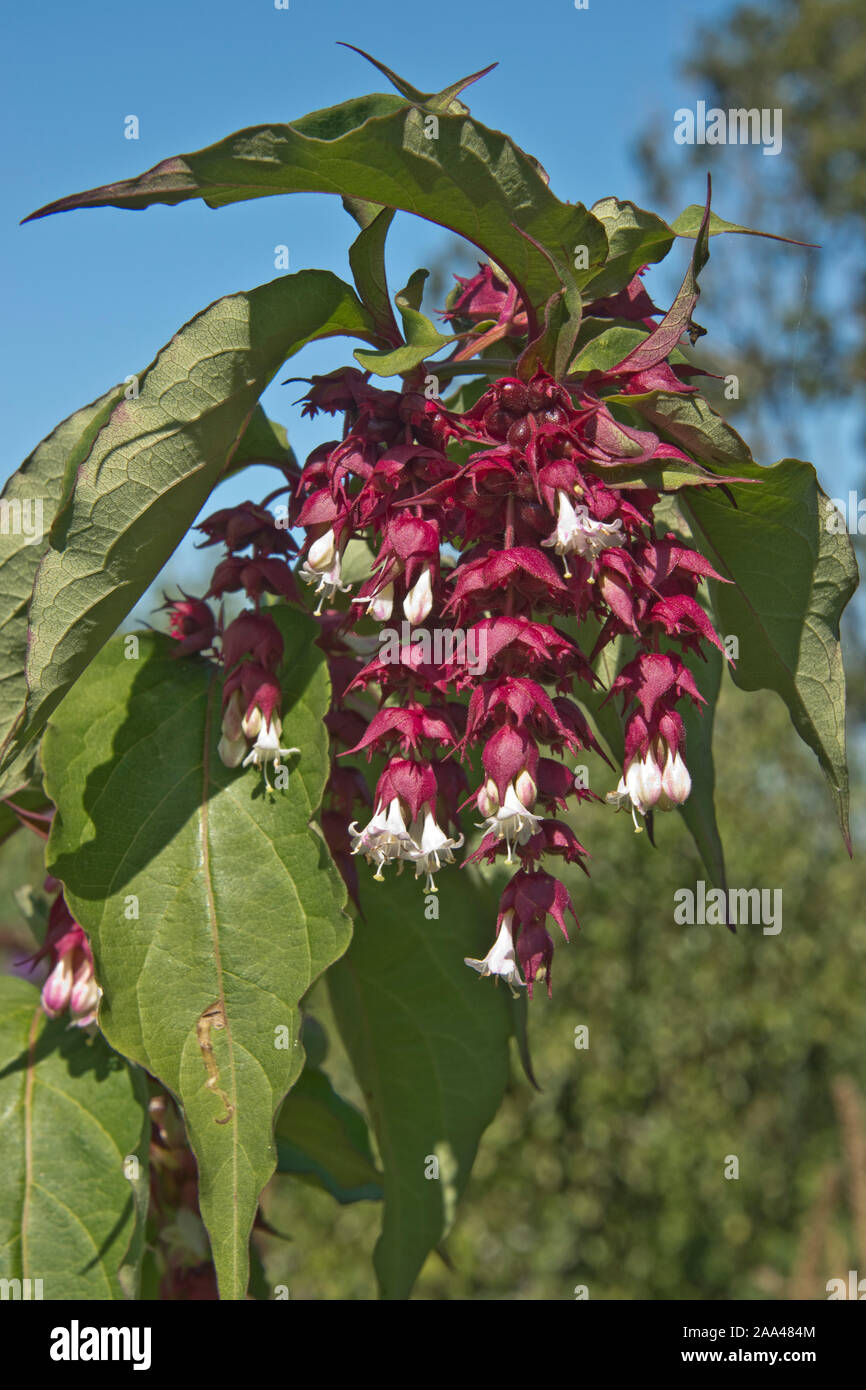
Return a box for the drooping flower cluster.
[287,263,733,998]
[163,492,303,789]
[156,253,733,999]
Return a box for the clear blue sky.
[4,0,856,604]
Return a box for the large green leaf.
[4,271,376,774]
[677,643,727,893]
[328,867,513,1299]
[0,975,149,1300]
[275,1064,383,1204]
[43,609,351,1298]
[681,460,858,850]
[24,95,608,326]
[0,386,124,776]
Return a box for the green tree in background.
[638,0,865,456]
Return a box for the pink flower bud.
[69,958,99,1017]
[476,778,500,818]
[242,705,263,739]
[42,955,74,1017]
[514,768,537,809]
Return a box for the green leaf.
[225,404,296,479]
[43,609,351,1298]
[348,206,400,345]
[572,324,649,373]
[677,643,728,893]
[6,271,376,773]
[604,193,711,377]
[596,458,746,492]
[680,460,858,851]
[570,317,692,375]
[275,1065,383,1204]
[0,783,52,850]
[518,286,584,381]
[442,376,490,413]
[355,269,455,376]
[671,206,815,247]
[24,98,608,326]
[0,386,124,773]
[338,535,378,588]
[607,388,754,469]
[0,975,150,1300]
[338,44,498,116]
[581,197,675,299]
[328,867,513,1299]
[570,615,632,764]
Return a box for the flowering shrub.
[0,50,856,1300]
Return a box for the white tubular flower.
[541,491,623,577]
[406,809,464,892]
[464,911,526,996]
[241,716,299,790]
[301,552,351,615]
[606,742,691,831]
[605,775,643,831]
[659,747,692,809]
[403,566,434,626]
[349,797,416,881]
[477,781,543,864]
[219,691,249,766]
[218,733,248,768]
[300,530,351,614]
[221,689,245,742]
[366,581,395,622]
[307,528,336,572]
[626,751,662,812]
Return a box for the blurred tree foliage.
[637,0,865,458]
[255,681,864,1299]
